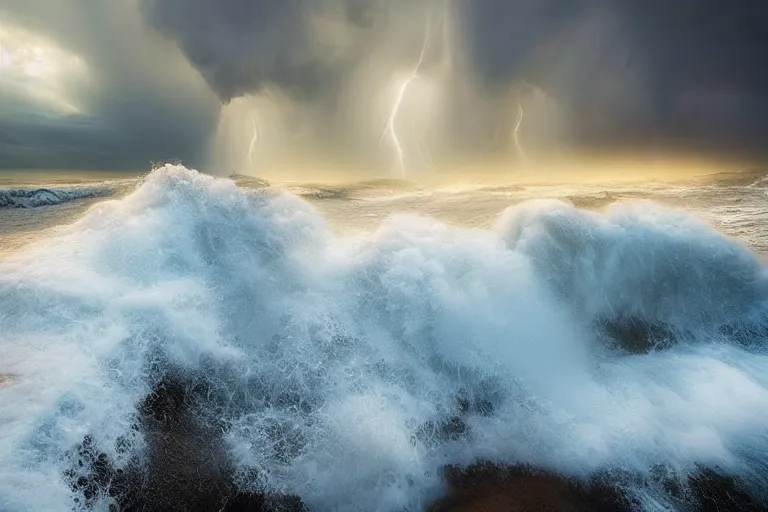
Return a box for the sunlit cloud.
[0,21,88,114]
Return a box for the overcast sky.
[0,0,766,172]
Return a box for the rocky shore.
[66,375,307,512]
[65,374,768,511]
[429,463,767,512]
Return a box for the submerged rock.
[428,463,768,512]
[601,316,768,354]
[428,464,632,512]
[66,373,307,512]
[600,317,677,354]
[687,468,768,512]
[413,390,497,449]
[63,368,768,511]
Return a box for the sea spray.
[0,166,767,511]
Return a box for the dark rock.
[688,468,768,512]
[719,322,768,349]
[65,435,142,509]
[414,390,499,448]
[429,462,768,512]
[415,416,470,448]
[456,388,495,417]
[428,463,633,512]
[129,377,235,511]
[601,317,676,354]
[223,493,307,512]
[66,372,307,512]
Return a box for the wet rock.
[601,317,676,354]
[456,389,495,417]
[414,391,497,448]
[67,372,307,512]
[688,468,768,512]
[223,493,308,512]
[66,435,136,507]
[719,322,768,349]
[428,463,633,512]
[429,463,768,512]
[131,377,235,511]
[415,416,470,448]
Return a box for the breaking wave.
[0,182,128,209]
[1,166,767,511]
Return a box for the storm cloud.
[1,0,767,172]
[457,0,768,153]
[0,0,219,170]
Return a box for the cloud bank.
[0,0,219,170]
[1,0,766,173]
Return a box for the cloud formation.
[141,0,444,102]
[0,0,219,170]
[459,0,768,152]
[1,0,766,172]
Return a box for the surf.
[0,165,766,511]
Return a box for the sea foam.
[0,166,766,511]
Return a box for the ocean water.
[0,173,138,258]
[0,165,767,511]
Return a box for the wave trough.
[0,166,767,511]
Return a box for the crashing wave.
[0,182,126,209]
[0,166,767,511]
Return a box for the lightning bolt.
[247,114,258,173]
[381,18,431,178]
[512,103,526,162]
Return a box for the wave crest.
[1,166,767,511]
[0,182,129,209]
[497,199,767,338]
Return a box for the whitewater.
[1,165,767,511]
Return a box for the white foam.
[0,166,767,511]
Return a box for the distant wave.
[291,178,416,201]
[228,174,271,189]
[0,182,127,209]
[1,166,767,511]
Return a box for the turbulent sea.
[1,165,768,511]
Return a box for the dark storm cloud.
[0,93,216,171]
[142,0,322,102]
[140,0,444,168]
[141,0,768,158]
[1,0,766,171]
[0,97,117,170]
[0,0,220,170]
[140,0,405,103]
[624,0,768,151]
[460,0,768,152]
